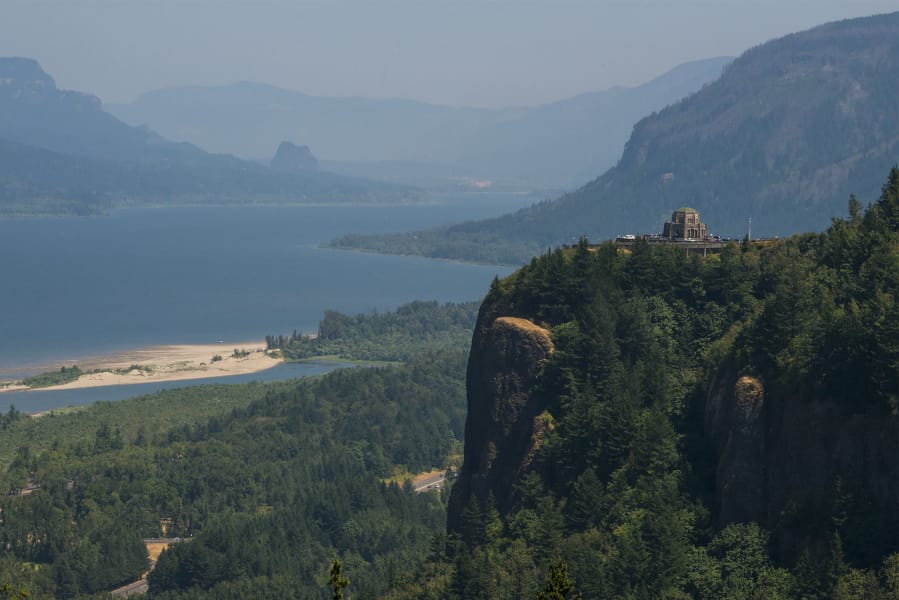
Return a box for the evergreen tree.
[328,558,349,600]
[536,559,582,600]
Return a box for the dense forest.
[0,350,467,598]
[0,293,482,598]
[398,167,898,599]
[267,300,480,362]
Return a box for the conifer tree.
[536,559,582,600]
[329,559,349,600]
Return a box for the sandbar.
[0,341,281,393]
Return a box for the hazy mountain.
[108,57,731,187]
[0,57,223,169]
[271,141,318,172]
[332,12,899,264]
[0,58,419,215]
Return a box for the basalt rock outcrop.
[706,365,898,561]
[451,282,898,561]
[447,297,554,535]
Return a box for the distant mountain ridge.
[108,57,732,187]
[0,57,218,168]
[332,12,899,264]
[0,58,419,215]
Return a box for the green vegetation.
[0,382,279,470]
[268,300,480,362]
[393,167,899,599]
[17,364,153,391]
[3,167,898,597]
[330,224,540,265]
[114,364,153,375]
[0,299,475,597]
[21,365,83,388]
[329,559,350,600]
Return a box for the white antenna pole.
[748,216,752,241]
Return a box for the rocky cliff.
[451,294,898,560]
[449,239,898,568]
[706,365,898,562]
[447,295,555,533]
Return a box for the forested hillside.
[332,12,899,264]
[0,351,467,598]
[395,167,898,599]
[267,300,480,362]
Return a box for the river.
[0,193,535,411]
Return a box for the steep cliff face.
[706,366,898,560]
[451,277,898,563]
[447,296,554,534]
[452,305,898,557]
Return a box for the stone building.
[663,207,708,240]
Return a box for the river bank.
[0,341,280,394]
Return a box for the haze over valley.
[1,2,898,598]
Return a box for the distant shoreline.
[0,340,281,394]
[0,198,440,220]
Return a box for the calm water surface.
[0,361,352,414]
[0,194,533,391]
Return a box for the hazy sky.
[2,0,897,107]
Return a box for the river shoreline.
[0,340,280,394]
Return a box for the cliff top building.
[663,207,708,240]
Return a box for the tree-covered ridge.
[0,352,467,598]
[332,12,899,265]
[268,300,480,362]
[430,168,899,599]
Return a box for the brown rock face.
[705,373,768,525]
[447,306,554,536]
[706,367,899,558]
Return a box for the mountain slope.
[333,12,899,264]
[108,57,731,187]
[0,58,419,214]
[458,57,732,186]
[0,57,218,168]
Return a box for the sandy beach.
[0,341,281,393]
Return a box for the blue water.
[0,360,353,414]
[0,193,532,382]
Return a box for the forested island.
[0,168,897,599]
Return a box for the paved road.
[110,538,186,596]
[110,578,148,597]
[413,472,446,493]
